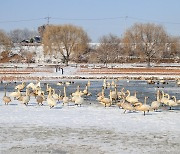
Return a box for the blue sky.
[0,0,180,42]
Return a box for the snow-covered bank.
[0,99,180,153]
[0,63,180,81]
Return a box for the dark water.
[1,79,180,105]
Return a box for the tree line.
[0,23,180,66]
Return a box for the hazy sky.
[0,0,180,42]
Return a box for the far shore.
[1,64,180,81]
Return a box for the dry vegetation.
[78,67,180,75]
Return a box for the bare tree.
[123,23,169,67]
[97,34,121,66]
[9,28,38,43]
[0,30,12,52]
[166,36,180,59]
[43,24,90,65]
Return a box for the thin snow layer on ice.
[0,92,180,154]
[0,98,179,132]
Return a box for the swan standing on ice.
[47,88,56,108]
[51,89,59,100]
[134,96,151,116]
[151,90,161,111]
[120,99,135,113]
[111,84,118,103]
[3,84,11,105]
[117,87,125,99]
[15,82,26,91]
[75,93,84,107]
[63,86,69,106]
[10,89,21,100]
[22,88,30,106]
[167,96,180,110]
[97,86,105,102]
[125,90,139,104]
[100,90,112,107]
[72,85,84,97]
[160,91,170,106]
[83,84,92,96]
[36,91,45,106]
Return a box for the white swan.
[117,87,125,99]
[167,96,180,110]
[147,80,155,84]
[83,84,92,96]
[27,81,41,91]
[22,88,30,106]
[134,96,151,116]
[74,94,84,107]
[151,90,161,111]
[36,91,45,106]
[125,90,139,104]
[100,90,112,107]
[111,80,115,87]
[52,89,59,100]
[57,81,63,86]
[10,89,21,100]
[15,82,26,91]
[87,80,91,87]
[3,85,11,105]
[111,84,118,102]
[72,85,84,97]
[97,86,105,102]
[176,79,180,86]
[120,99,135,113]
[160,91,170,105]
[63,86,69,105]
[103,79,107,89]
[47,89,56,108]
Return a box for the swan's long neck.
[77,85,80,92]
[103,79,106,87]
[122,99,125,105]
[26,89,29,96]
[144,97,147,105]
[157,90,160,102]
[115,86,117,94]
[109,90,112,102]
[63,87,66,97]
[46,84,49,91]
[126,90,130,97]
[52,89,55,95]
[134,91,137,97]
[4,87,7,96]
[17,89,20,94]
[85,85,88,92]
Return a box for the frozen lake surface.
[0,79,180,153]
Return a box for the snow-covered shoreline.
[1,64,180,81]
[0,103,180,154]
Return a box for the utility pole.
[45,16,51,25]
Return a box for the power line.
[0,18,45,24]
[128,16,180,25]
[0,16,180,25]
[51,16,125,21]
